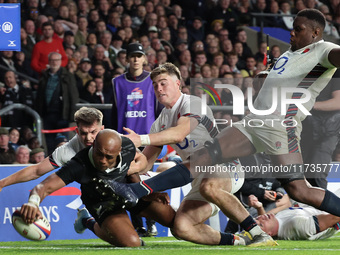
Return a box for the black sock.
[240,215,257,232]
[319,190,340,217]
[130,164,192,198]
[219,232,236,245]
[82,217,96,233]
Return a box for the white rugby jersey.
[150,94,218,160]
[51,135,85,167]
[253,40,339,123]
[276,207,337,240]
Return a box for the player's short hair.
[296,9,326,30]
[150,62,182,82]
[74,107,103,126]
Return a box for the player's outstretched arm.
[20,173,66,224]
[0,157,54,192]
[124,116,199,148]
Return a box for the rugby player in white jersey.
[0,107,104,191]
[248,193,340,240]
[96,63,277,246]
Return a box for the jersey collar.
[88,147,123,173]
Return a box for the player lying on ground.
[20,129,175,247]
[248,193,340,240]
[93,9,340,226]
[94,63,277,246]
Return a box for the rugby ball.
[12,210,51,241]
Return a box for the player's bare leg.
[138,200,176,228]
[173,199,244,245]
[101,210,142,247]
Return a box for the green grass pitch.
[0,233,340,255]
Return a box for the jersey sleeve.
[50,143,70,168]
[55,158,84,185]
[121,136,136,164]
[179,96,205,121]
[318,41,340,68]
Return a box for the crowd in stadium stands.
[0,0,340,162]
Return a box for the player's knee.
[199,180,219,202]
[172,217,191,239]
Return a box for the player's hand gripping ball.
[12,210,51,241]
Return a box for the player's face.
[152,73,181,108]
[76,121,104,147]
[255,213,279,236]
[92,140,121,171]
[290,16,315,51]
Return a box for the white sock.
[249,225,264,237]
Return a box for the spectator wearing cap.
[63,30,77,51]
[187,16,205,43]
[30,147,45,164]
[148,25,159,39]
[174,38,188,59]
[54,134,68,148]
[0,127,15,164]
[75,58,93,89]
[14,145,31,164]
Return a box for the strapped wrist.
[28,194,40,207]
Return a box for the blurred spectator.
[98,0,110,22]
[220,39,234,56]
[0,128,15,164]
[145,47,157,69]
[113,50,128,71]
[75,57,93,89]
[233,41,247,69]
[0,71,34,128]
[94,19,108,40]
[63,30,77,51]
[14,52,39,89]
[92,62,112,88]
[54,133,68,148]
[106,11,121,35]
[280,0,294,30]
[241,56,257,77]
[206,39,220,64]
[132,4,147,29]
[254,41,267,63]
[210,19,224,35]
[86,32,98,58]
[14,145,31,164]
[122,13,133,29]
[100,30,116,64]
[27,136,42,150]
[211,64,220,78]
[267,0,285,29]
[80,79,101,103]
[78,45,89,59]
[208,0,239,37]
[201,64,212,78]
[217,28,229,44]
[0,51,17,83]
[31,21,68,74]
[233,72,244,88]
[35,15,49,41]
[22,20,37,60]
[35,52,79,154]
[156,49,168,65]
[191,50,207,76]
[235,28,253,58]
[8,127,20,151]
[18,126,34,146]
[148,25,159,39]
[42,0,61,19]
[242,76,255,102]
[226,52,241,74]
[78,0,90,17]
[91,44,114,72]
[292,0,306,14]
[270,45,281,60]
[75,16,88,48]
[181,85,191,95]
[139,12,158,36]
[174,38,188,59]
[88,9,100,31]
[179,65,190,85]
[30,147,45,163]
[187,16,205,43]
